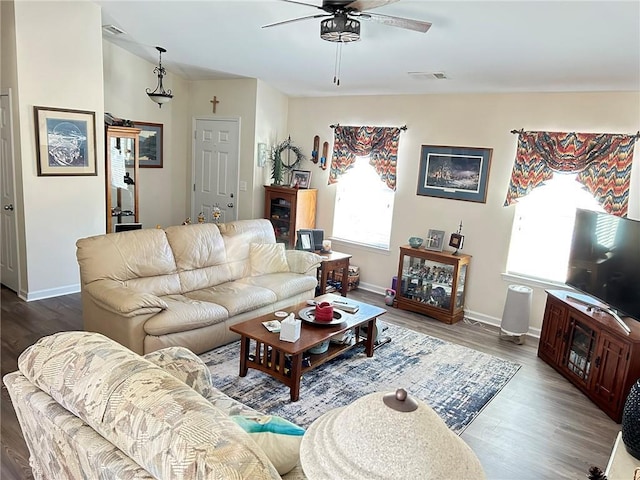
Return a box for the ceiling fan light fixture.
[146,46,173,108]
[320,15,360,42]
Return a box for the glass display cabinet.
[264,185,316,248]
[395,246,471,324]
[105,126,140,233]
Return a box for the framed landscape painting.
[134,121,163,168]
[417,145,492,203]
[34,106,97,176]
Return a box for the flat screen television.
[566,208,640,322]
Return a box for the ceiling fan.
[263,0,432,43]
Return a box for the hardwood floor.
[1,286,619,479]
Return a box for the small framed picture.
[291,169,311,189]
[425,229,445,251]
[297,229,315,251]
[449,233,464,250]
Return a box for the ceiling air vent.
[408,72,448,80]
[102,24,126,36]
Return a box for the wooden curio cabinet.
[395,246,471,324]
[264,186,317,248]
[538,290,640,422]
[105,126,140,233]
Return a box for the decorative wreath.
[270,138,306,185]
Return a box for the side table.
[316,251,352,297]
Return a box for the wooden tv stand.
[538,290,640,422]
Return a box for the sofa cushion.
[239,273,318,302]
[18,332,280,479]
[165,224,234,293]
[76,228,182,297]
[250,243,290,276]
[285,250,324,274]
[231,415,305,476]
[143,346,216,397]
[218,219,277,280]
[143,295,228,336]
[185,281,277,316]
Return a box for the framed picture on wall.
[133,121,163,168]
[417,145,492,203]
[33,106,97,176]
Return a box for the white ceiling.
[96,0,640,98]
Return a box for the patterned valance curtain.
[504,130,639,217]
[329,126,402,190]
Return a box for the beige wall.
[11,0,104,299]
[254,80,289,218]
[287,92,640,332]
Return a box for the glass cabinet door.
[106,126,140,233]
[563,315,597,384]
[400,256,455,309]
[269,196,292,247]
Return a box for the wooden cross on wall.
[210,96,220,113]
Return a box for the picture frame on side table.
[291,169,311,189]
[417,145,492,203]
[297,229,315,251]
[34,106,97,176]
[425,229,445,252]
[133,121,163,168]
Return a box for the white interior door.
[192,118,240,224]
[1,90,20,292]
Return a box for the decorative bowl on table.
[408,237,423,248]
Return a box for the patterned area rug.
[200,323,520,433]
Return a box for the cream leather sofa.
[4,331,307,479]
[76,219,322,355]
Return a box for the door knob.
[3,204,14,211]
[227,203,234,208]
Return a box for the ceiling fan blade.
[345,0,399,13]
[362,12,432,33]
[262,13,331,29]
[281,0,325,11]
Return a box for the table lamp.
[300,389,485,479]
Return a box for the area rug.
[200,323,521,433]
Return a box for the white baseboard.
[24,284,80,302]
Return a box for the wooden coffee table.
[229,293,387,401]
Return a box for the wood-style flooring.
[1,286,620,479]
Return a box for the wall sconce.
[146,46,173,108]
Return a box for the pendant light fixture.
[146,46,173,108]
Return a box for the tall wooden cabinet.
[539,290,640,422]
[264,186,317,248]
[395,246,471,324]
[105,126,140,233]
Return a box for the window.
[332,158,394,249]
[506,173,604,283]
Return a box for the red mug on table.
[315,302,334,322]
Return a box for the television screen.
[114,223,142,233]
[566,209,640,321]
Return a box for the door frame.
[191,116,241,223]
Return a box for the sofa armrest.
[285,250,323,275]
[84,280,168,317]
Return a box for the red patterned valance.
[504,130,638,217]
[328,126,402,190]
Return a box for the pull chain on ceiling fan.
[263,0,432,86]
